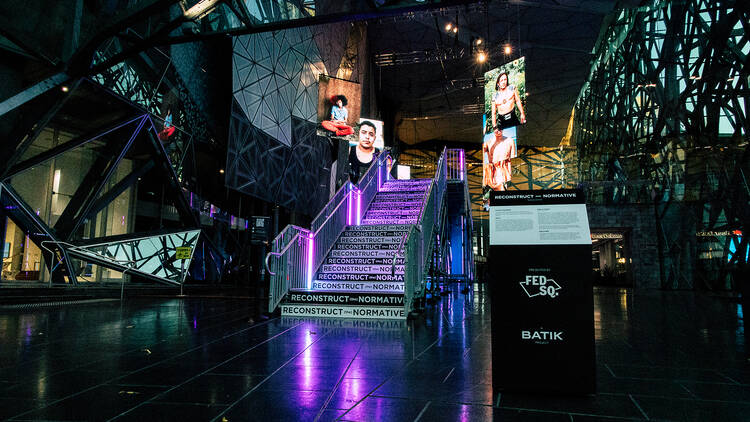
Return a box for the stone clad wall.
[587,204,661,289]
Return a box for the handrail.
[312,186,355,237]
[41,240,139,290]
[397,147,448,314]
[391,224,422,277]
[265,149,392,312]
[264,229,309,275]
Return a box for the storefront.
[590,230,632,287]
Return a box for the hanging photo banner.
[317,75,362,140]
[482,57,526,197]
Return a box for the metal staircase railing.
[265,151,391,312]
[266,147,471,315]
[400,147,448,314]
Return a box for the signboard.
[175,247,192,260]
[251,216,270,244]
[490,189,595,395]
[489,190,591,245]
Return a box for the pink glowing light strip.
[459,149,465,180]
[307,233,314,289]
[356,190,361,225]
[347,189,353,225]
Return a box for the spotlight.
[219,169,225,174]
[477,52,487,63]
[504,45,512,55]
[475,38,483,45]
[445,22,453,31]
[452,26,458,34]
[61,86,69,92]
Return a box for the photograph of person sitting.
[348,120,378,182]
[483,124,517,191]
[158,109,176,141]
[321,95,354,137]
[491,72,526,131]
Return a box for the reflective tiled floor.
[0,286,746,421]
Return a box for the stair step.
[378,187,430,192]
[364,209,421,215]
[361,219,419,225]
[280,303,405,319]
[368,202,422,209]
[383,179,432,184]
[310,279,404,293]
[374,193,426,198]
[344,224,412,231]
[337,236,403,244]
[329,249,404,258]
[325,256,404,265]
[332,242,402,251]
[315,272,404,282]
[318,264,404,274]
[340,229,409,238]
[285,291,404,306]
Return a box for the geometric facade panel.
[226,99,332,216]
[72,230,201,285]
[233,28,326,147]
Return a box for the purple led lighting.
[356,190,361,225]
[346,190,352,226]
[459,149,465,180]
[190,192,193,208]
[378,161,382,192]
[460,217,465,271]
[307,234,314,289]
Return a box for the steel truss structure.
[399,144,577,223]
[574,0,749,290]
[0,79,206,285]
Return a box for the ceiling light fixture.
[477,52,486,63]
[504,45,512,55]
[61,86,69,92]
[219,169,225,174]
[452,26,458,34]
[445,22,453,31]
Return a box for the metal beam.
[0,182,78,285]
[144,115,200,227]
[3,116,143,179]
[1,79,82,180]
[56,116,147,240]
[0,73,70,118]
[85,159,156,218]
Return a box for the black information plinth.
[489,189,595,395]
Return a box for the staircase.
[279,179,432,319]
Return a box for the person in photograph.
[321,95,354,137]
[348,120,378,182]
[491,72,526,132]
[158,109,176,141]
[483,125,516,191]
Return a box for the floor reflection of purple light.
[345,376,361,405]
[299,329,313,390]
[460,404,471,422]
